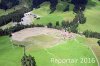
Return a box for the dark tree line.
[71,0,88,13]
[32,0,58,13]
[0,15,12,26]
[61,11,86,33]
[75,11,86,24]
[0,24,34,36]
[47,21,61,30]
[46,11,86,33]
[0,7,32,27]
[47,16,79,33]
[32,0,88,13]
[83,30,100,46]
[83,30,100,39]
[0,0,88,13]
[0,0,19,10]
[61,20,78,33]
[47,22,53,28]
[0,23,44,36]
[0,0,58,13]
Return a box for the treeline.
[0,0,88,13]
[61,19,79,33]
[83,30,100,39]
[0,24,44,36]
[0,7,32,27]
[71,0,88,13]
[0,0,19,10]
[47,11,86,33]
[83,30,100,46]
[32,0,58,13]
[32,0,88,13]
[61,11,86,33]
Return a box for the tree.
[0,0,19,10]
[56,21,60,26]
[83,30,92,37]
[21,55,36,66]
[78,11,86,24]
[61,20,70,32]
[55,21,61,29]
[63,4,70,12]
[69,24,78,33]
[71,0,88,13]
[61,20,66,31]
[83,30,100,39]
[97,40,100,46]
[73,11,86,24]
[47,22,53,28]
[32,0,58,13]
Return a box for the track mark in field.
[74,38,99,66]
[43,41,68,58]
[44,48,57,57]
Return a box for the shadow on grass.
[87,0,97,9]
[56,1,68,12]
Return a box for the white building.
[20,12,40,25]
[13,11,40,25]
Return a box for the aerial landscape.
[0,0,100,66]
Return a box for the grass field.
[0,36,23,66]
[78,0,100,32]
[0,0,100,66]
[31,1,100,63]
[32,0,100,33]
[0,3,24,16]
[32,2,75,25]
[0,36,98,66]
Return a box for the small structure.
[20,12,40,25]
[12,11,40,25]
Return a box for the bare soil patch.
[11,27,76,48]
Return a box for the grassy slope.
[32,1,75,25]
[0,36,98,66]
[0,3,25,17]
[78,0,100,32]
[32,1,100,64]
[32,0,100,33]
[0,22,14,29]
[77,0,100,62]
[0,6,19,16]
[0,0,100,66]
[0,36,23,66]
[86,38,100,63]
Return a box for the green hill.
[32,0,100,32]
[0,0,100,66]
[78,0,100,32]
[0,36,98,66]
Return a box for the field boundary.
[75,38,99,66]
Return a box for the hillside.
[0,0,100,66]
[78,0,100,32]
[31,0,100,32]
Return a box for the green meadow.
[0,0,100,66]
[32,2,75,25]
[32,0,100,32]
[0,36,98,66]
[78,0,100,32]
